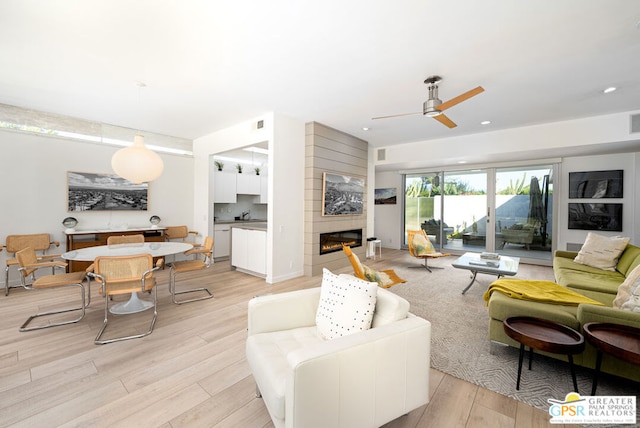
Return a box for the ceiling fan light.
[425,110,442,118]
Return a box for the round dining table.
[62,242,192,314]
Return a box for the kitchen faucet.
[241,210,250,220]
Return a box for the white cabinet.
[259,175,268,203]
[214,171,237,203]
[236,173,260,195]
[231,227,266,276]
[213,223,231,259]
[231,227,247,269]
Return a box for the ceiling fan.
[372,76,484,128]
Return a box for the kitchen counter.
[215,219,267,225]
[230,222,267,231]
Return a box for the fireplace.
[319,229,363,255]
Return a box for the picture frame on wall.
[322,172,364,216]
[568,203,622,232]
[67,171,148,211]
[375,188,397,205]
[568,170,623,199]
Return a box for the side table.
[503,316,585,392]
[367,239,382,260]
[583,322,640,395]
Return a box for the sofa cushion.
[316,268,378,340]
[371,288,410,328]
[412,231,436,256]
[613,264,640,312]
[616,244,640,276]
[488,291,580,330]
[246,326,321,420]
[573,232,630,271]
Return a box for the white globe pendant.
[111,134,164,184]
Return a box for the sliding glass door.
[494,166,553,260]
[441,170,488,253]
[403,173,442,246]
[403,164,555,262]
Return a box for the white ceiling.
[1,1,640,153]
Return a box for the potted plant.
[236,164,243,173]
[214,160,224,171]
[254,167,260,175]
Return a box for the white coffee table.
[452,252,519,294]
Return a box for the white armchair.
[246,286,431,428]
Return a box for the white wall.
[193,112,306,283]
[558,153,638,250]
[378,110,640,170]
[0,129,194,288]
[374,111,640,251]
[374,152,639,252]
[373,171,403,249]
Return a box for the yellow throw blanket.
[483,278,605,306]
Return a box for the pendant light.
[111,83,164,184]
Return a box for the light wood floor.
[0,249,565,427]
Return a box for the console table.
[64,227,166,272]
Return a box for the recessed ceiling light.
[480,120,491,125]
[362,127,370,131]
[603,87,617,94]
[458,160,467,164]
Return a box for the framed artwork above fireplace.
[322,172,364,216]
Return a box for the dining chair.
[3,233,61,296]
[168,236,214,304]
[407,229,451,272]
[15,247,89,331]
[106,234,145,245]
[164,226,201,247]
[87,253,163,344]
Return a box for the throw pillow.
[412,232,435,256]
[316,268,378,340]
[613,264,640,312]
[573,232,630,271]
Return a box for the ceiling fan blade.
[372,111,422,120]
[433,113,457,128]
[438,86,484,112]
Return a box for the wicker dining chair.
[164,226,200,247]
[3,233,61,296]
[16,247,89,331]
[168,236,214,304]
[87,253,163,344]
[106,234,145,245]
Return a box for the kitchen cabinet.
[259,175,268,203]
[214,171,237,203]
[236,173,260,195]
[231,226,266,276]
[213,223,231,259]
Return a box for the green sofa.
[488,244,640,382]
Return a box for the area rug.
[385,255,640,419]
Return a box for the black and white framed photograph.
[568,203,622,232]
[568,170,623,199]
[322,172,364,216]
[375,188,397,205]
[67,171,148,211]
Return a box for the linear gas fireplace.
[319,229,363,255]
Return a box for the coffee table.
[452,252,519,294]
[503,316,585,392]
[583,322,640,395]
